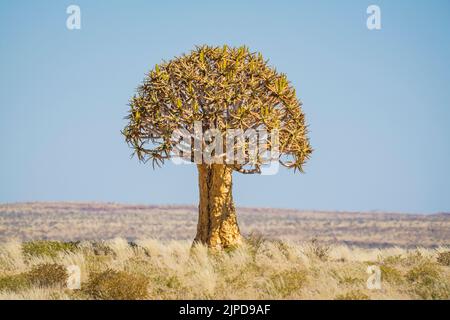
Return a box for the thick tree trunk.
[194,164,242,249]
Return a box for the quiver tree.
[123,45,312,249]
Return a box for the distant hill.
[0,202,449,248]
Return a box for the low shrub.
[85,269,149,300]
[406,261,440,283]
[27,263,68,287]
[406,261,449,299]
[335,290,370,300]
[0,273,30,292]
[380,265,403,285]
[23,241,78,258]
[307,239,330,262]
[437,251,450,266]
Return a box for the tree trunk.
[194,164,242,249]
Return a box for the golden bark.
[194,164,242,249]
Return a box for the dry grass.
[0,238,449,300]
[84,269,149,300]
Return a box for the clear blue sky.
[1,0,449,213]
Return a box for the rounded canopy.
[123,45,312,173]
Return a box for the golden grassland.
[0,238,449,300]
[1,202,449,300]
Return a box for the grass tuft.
[23,241,78,258]
[270,268,307,298]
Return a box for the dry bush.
[85,269,149,300]
[406,261,440,282]
[406,261,449,299]
[307,239,331,261]
[335,290,370,300]
[437,251,450,266]
[380,265,403,285]
[27,263,68,287]
[0,273,30,292]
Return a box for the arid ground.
[0,202,449,248]
[1,202,449,300]
[0,238,449,300]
